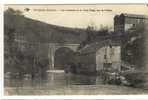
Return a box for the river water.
[4,71,148,95]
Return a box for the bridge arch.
[54,47,75,69]
[48,43,80,70]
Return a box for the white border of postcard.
[1,0,148,99]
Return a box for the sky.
[4,4,148,30]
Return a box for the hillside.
[4,8,88,75]
[4,8,86,44]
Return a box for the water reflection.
[5,72,103,88]
[5,71,148,95]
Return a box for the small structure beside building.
[77,40,121,74]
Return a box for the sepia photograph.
[3,4,148,95]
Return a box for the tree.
[5,8,23,16]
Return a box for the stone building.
[78,40,121,73]
[114,13,148,33]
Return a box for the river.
[4,71,148,95]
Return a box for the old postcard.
[4,4,148,95]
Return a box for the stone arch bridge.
[48,43,80,70]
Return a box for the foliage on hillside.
[4,8,88,79]
[121,23,146,69]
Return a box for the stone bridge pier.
[48,43,80,70]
